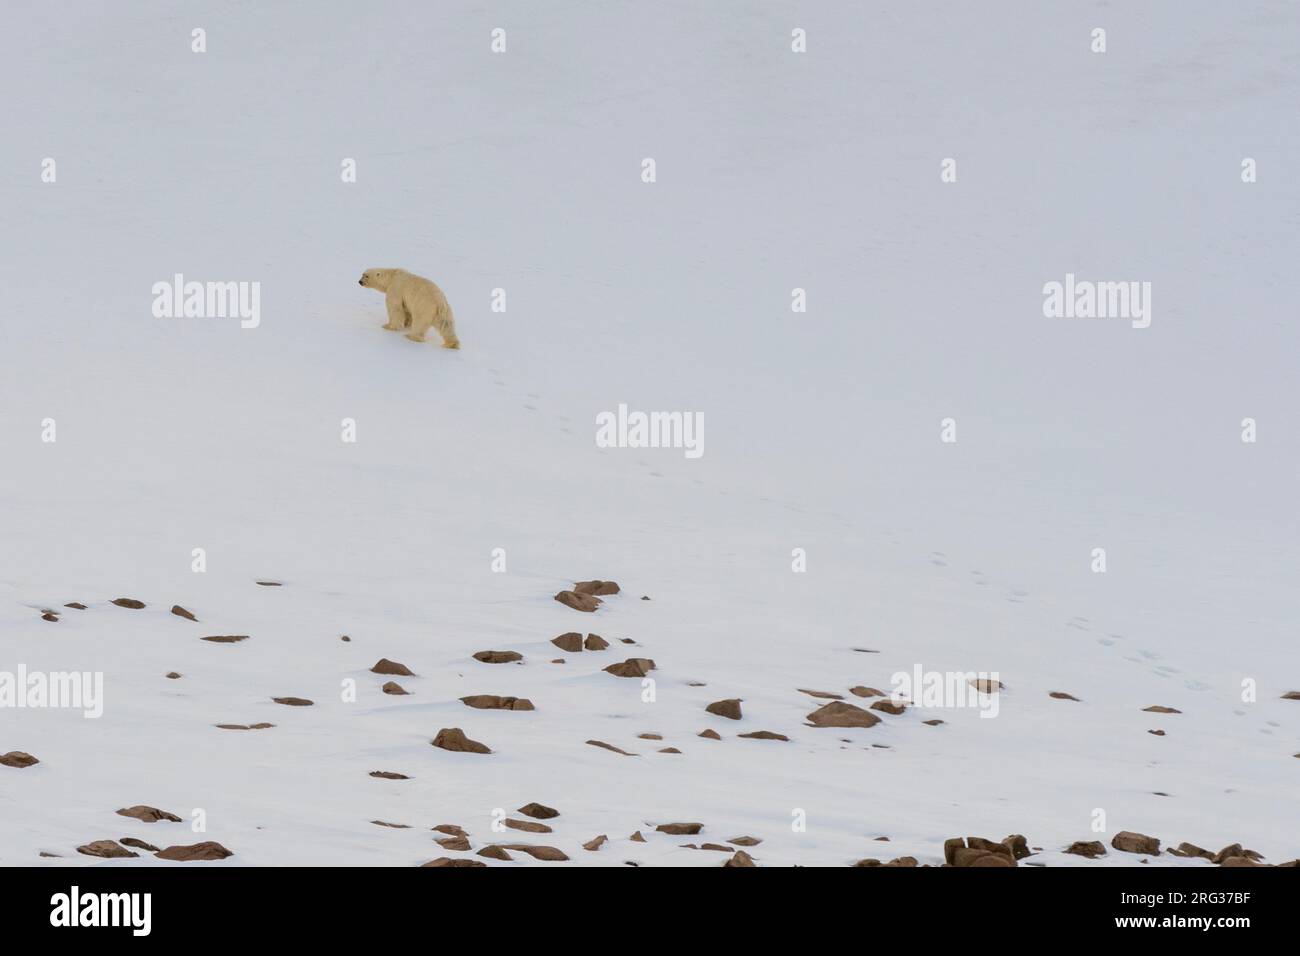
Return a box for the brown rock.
[370,821,410,829]
[1148,729,1166,736]
[698,729,721,740]
[705,698,743,720]
[584,634,610,650]
[637,733,663,740]
[476,846,512,861]
[555,590,601,612]
[504,819,551,833]
[436,835,471,851]
[1212,843,1260,864]
[255,581,281,586]
[497,844,569,861]
[77,840,138,859]
[574,580,620,595]
[886,856,919,867]
[382,681,408,695]
[120,838,160,852]
[656,822,703,835]
[201,635,249,643]
[870,699,907,715]
[1049,691,1080,701]
[583,835,608,851]
[422,857,486,867]
[724,850,756,867]
[116,805,182,823]
[166,672,182,679]
[215,722,275,730]
[432,824,466,837]
[739,731,789,741]
[586,740,635,755]
[41,612,59,622]
[1171,842,1214,860]
[658,747,681,754]
[922,719,944,726]
[272,696,313,706]
[849,686,886,698]
[460,695,534,711]
[630,831,646,842]
[371,658,414,676]
[0,751,39,769]
[1280,691,1300,700]
[473,650,522,664]
[806,701,881,728]
[729,836,762,846]
[432,728,490,754]
[64,603,87,610]
[517,802,559,819]
[969,678,1003,694]
[604,658,656,678]
[1142,705,1181,714]
[156,841,233,861]
[170,605,197,621]
[1112,831,1160,855]
[111,598,145,609]
[799,689,844,699]
[551,632,584,652]
[1001,834,1030,860]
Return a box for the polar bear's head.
[358,268,394,292]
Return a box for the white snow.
[1,0,1297,866]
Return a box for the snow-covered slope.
[2,0,1297,866]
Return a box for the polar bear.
[358,268,459,348]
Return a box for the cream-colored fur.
[358,268,459,348]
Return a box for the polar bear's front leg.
[382,296,405,331]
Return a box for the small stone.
[1111,831,1160,855]
[705,698,743,720]
[473,650,522,664]
[574,580,620,595]
[1142,705,1181,714]
[555,590,601,612]
[551,632,584,652]
[517,802,559,819]
[111,598,145,609]
[156,841,234,861]
[738,731,789,741]
[725,850,756,867]
[271,696,313,706]
[698,729,721,740]
[584,634,610,650]
[583,835,608,851]
[656,823,703,835]
[370,658,414,676]
[116,805,182,823]
[432,728,490,754]
[381,681,408,695]
[604,658,656,678]
[1,751,39,768]
[77,840,137,859]
[422,857,486,867]
[586,740,635,756]
[170,605,198,621]
[806,701,880,728]
[369,771,409,780]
